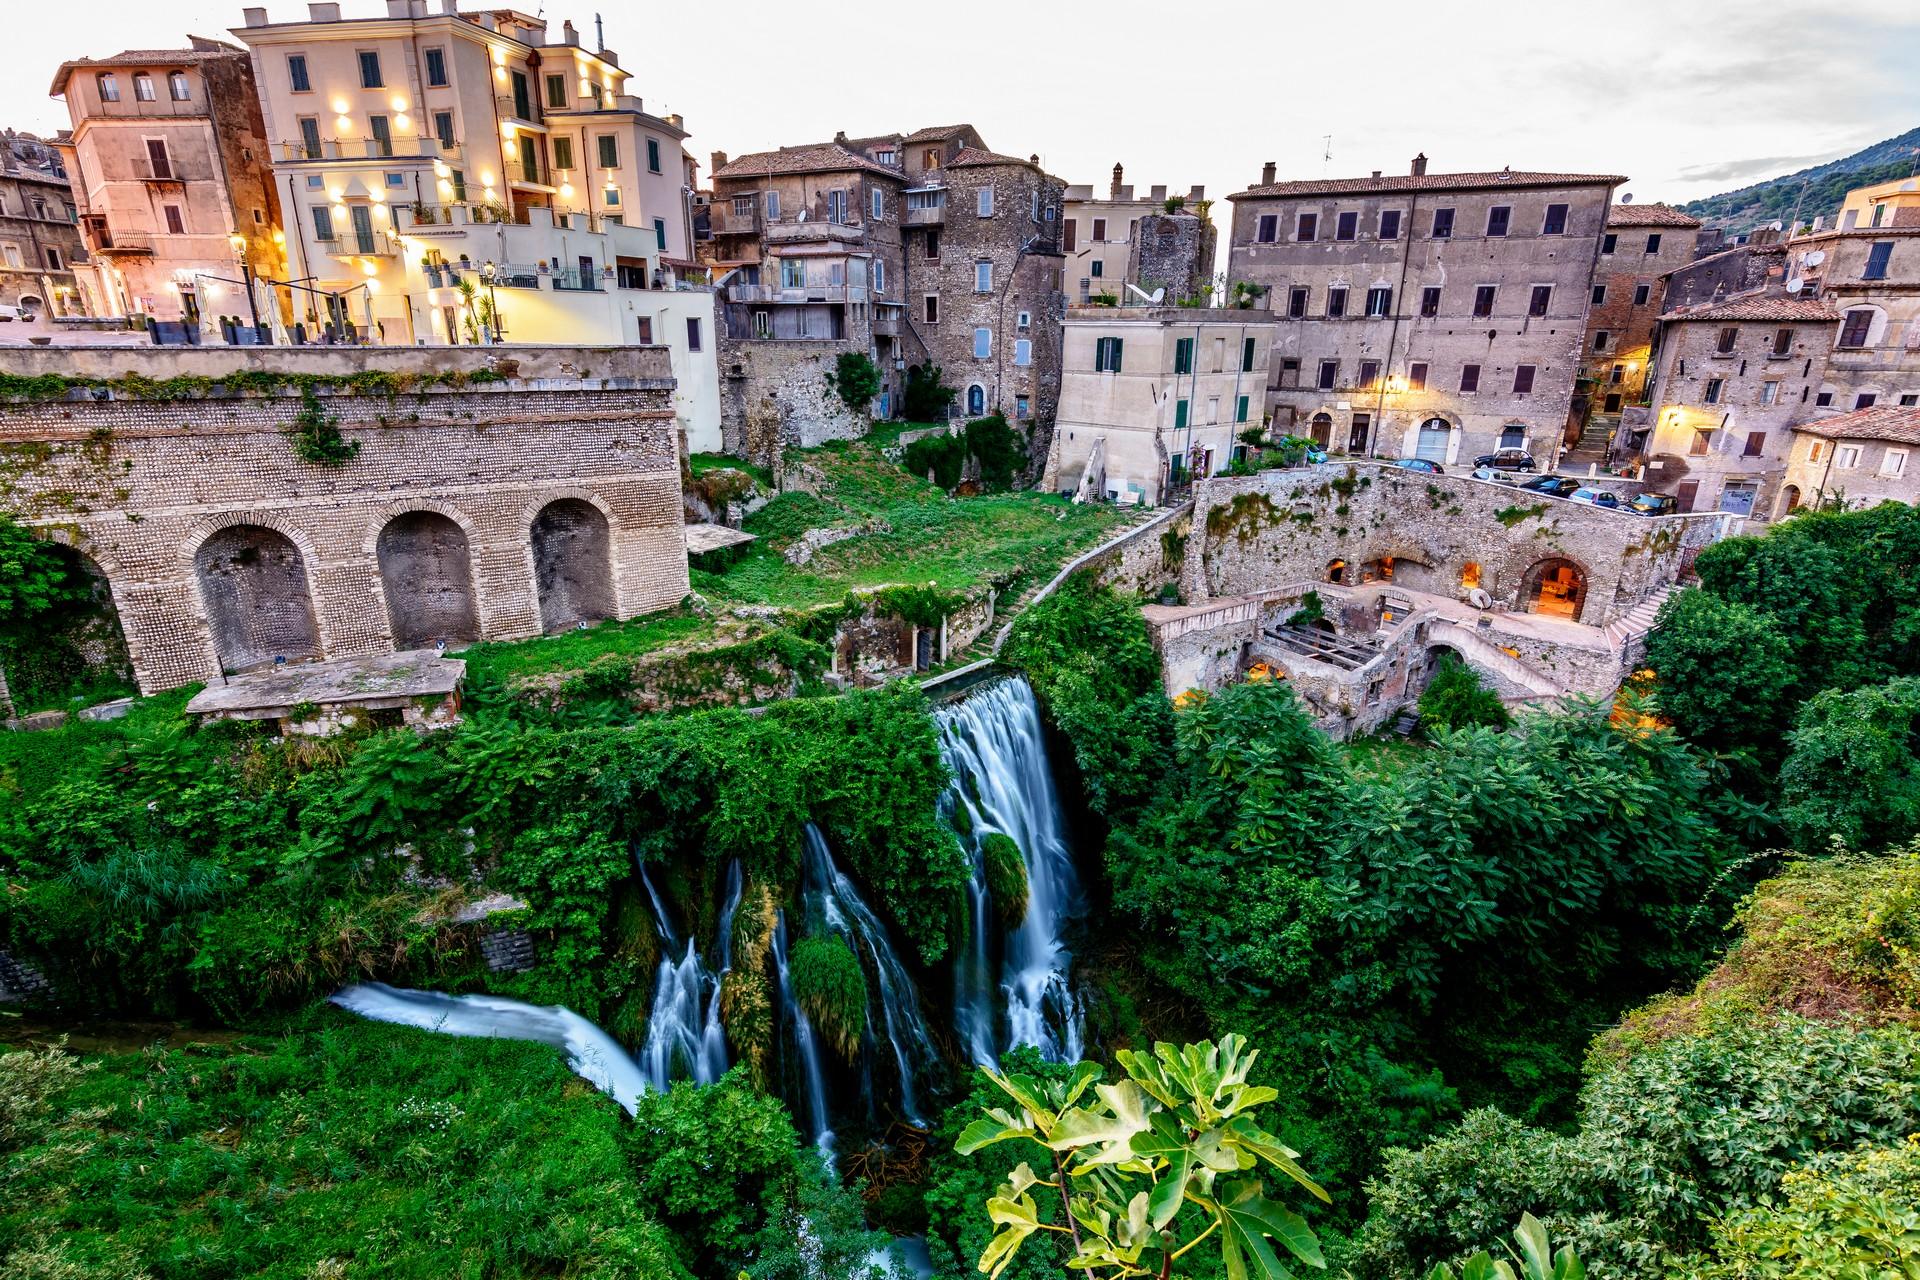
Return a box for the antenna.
[594,11,604,51]
[1321,134,1333,173]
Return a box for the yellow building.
[1837,175,1920,232]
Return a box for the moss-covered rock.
[982,832,1029,927]
[720,878,778,1083]
[789,933,868,1060]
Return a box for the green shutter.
[1237,395,1250,423]
[1242,337,1256,371]
[1175,337,1193,374]
[1175,399,1189,429]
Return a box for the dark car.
[1473,448,1537,472]
[1520,475,1582,498]
[1393,457,1444,475]
[1626,491,1678,517]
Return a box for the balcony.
[276,137,460,163]
[727,282,868,304]
[902,191,947,227]
[550,266,603,292]
[92,234,154,256]
[873,308,903,336]
[764,219,867,246]
[706,204,763,238]
[131,155,213,183]
[495,95,546,131]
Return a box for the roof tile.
[1659,294,1838,322]
[1794,406,1920,445]
[1229,169,1625,200]
[712,143,902,182]
[1607,203,1700,228]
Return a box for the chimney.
[241,6,268,25]
[1410,152,1428,177]
[710,150,728,175]
[1029,153,1039,166]
[1260,160,1276,185]
[834,130,848,145]
[1110,163,1124,198]
[1371,170,1381,179]
[562,19,577,44]
[307,2,342,20]
[1149,184,1167,203]
[385,0,410,16]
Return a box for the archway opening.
[966,384,986,416]
[1524,558,1587,621]
[1780,484,1802,517]
[1415,417,1452,463]
[1325,558,1347,584]
[377,511,478,649]
[531,498,615,633]
[0,543,134,710]
[1460,562,1482,590]
[1310,411,1334,448]
[194,524,321,673]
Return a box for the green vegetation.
[461,610,709,685]
[0,366,504,406]
[900,414,1027,493]
[1417,655,1511,734]
[287,386,361,464]
[1679,125,1920,228]
[980,833,1029,926]
[827,351,884,410]
[788,935,869,1059]
[902,362,957,422]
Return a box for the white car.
[1471,465,1521,485]
[0,303,25,322]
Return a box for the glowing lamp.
[394,113,411,130]
[390,95,408,112]
[433,160,450,178]
[363,261,378,277]
[559,182,573,198]
[501,122,516,139]
[335,114,352,132]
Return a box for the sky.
[12,0,1920,216]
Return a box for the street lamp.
[481,259,502,343]
[228,232,262,340]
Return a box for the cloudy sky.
[12,0,1920,212]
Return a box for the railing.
[706,205,762,237]
[902,204,946,228]
[727,282,867,304]
[550,266,602,291]
[276,137,460,163]
[765,219,867,244]
[510,157,553,186]
[92,233,153,255]
[131,156,212,182]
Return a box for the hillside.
[1681,125,1920,230]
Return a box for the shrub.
[963,414,1025,491]
[1418,656,1511,735]
[827,351,882,410]
[980,833,1028,926]
[1779,676,1920,851]
[902,431,968,490]
[287,388,361,465]
[1686,1136,1920,1279]
[902,363,957,421]
[788,934,869,1059]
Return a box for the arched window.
[377,511,478,649]
[194,525,321,672]
[966,384,985,416]
[96,73,119,102]
[1524,558,1587,621]
[1326,559,1347,584]
[1779,484,1802,517]
[1415,417,1452,462]
[1499,423,1527,450]
[168,71,191,101]
[1309,411,1333,448]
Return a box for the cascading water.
[938,675,1085,1064]
[773,910,836,1157]
[800,823,941,1125]
[638,860,739,1091]
[330,982,649,1115]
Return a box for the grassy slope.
[0,1015,687,1280]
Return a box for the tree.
[1644,590,1798,753]
[903,363,957,422]
[827,351,882,410]
[1424,1214,1588,1280]
[1418,656,1511,735]
[0,516,85,628]
[956,1034,1329,1279]
[1779,676,1920,852]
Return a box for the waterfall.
[330,982,649,1116]
[801,823,941,1125]
[773,910,836,1157]
[637,861,738,1091]
[937,675,1085,1064]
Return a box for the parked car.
[1568,488,1620,508]
[1520,475,1582,498]
[1393,457,1444,474]
[1473,448,1537,471]
[1626,491,1678,517]
[0,303,24,322]
[1471,465,1522,485]
[1304,445,1329,465]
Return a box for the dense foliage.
[901,415,1027,493]
[828,351,884,409]
[902,362,958,422]
[1416,655,1511,734]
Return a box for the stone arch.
[1419,642,1464,691]
[1522,557,1588,622]
[531,497,616,632]
[966,383,986,416]
[1498,421,1530,451]
[1460,561,1482,590]
[1778,484,1802,518]
[1309,411,1334,448]
[1414,416,1453,463]
[1325,558,1347,584]
[376,510,479,649]
[193,524,322,673]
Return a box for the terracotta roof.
[712,144,903,182]
[1659,293,1838,322]
[947,147,1038,170]
[1794,406,1920,445]
[1608,203,1700,228]
[1228,168,1626,200]
[903,124,973,143]
[51,44,238,94]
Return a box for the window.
[765,190,780,220]
[779,258,805,289]
[422,112,450,153]
[1473,285,1496,318]
[1838,309,1873,349]
[1420,285,1441,317]
[1349,414,1371,452]
[973,327,992,359]
[1625,282,1649,308]
[312,205,334,241]
[826,189,848,224]
[1095,336,1124,372]
[1836,445,1861,470]
[1864,241,1894,280]
[1288,285,1309,318]
[678,316,701,353]
[1602,232,1617,254]
[1486,205,1511,237]
[1014,338,1032,367]
[1335,211,1358,241]
[1592,285,1607,305]
[1704,377,1725,404]
[874,261,886,294]
[1174,399,1190,429]
[424,47,447,86]
[1295,212,1318,241]
[646,138,662,173]
[357,51,383,89]
[1716,326,1737,353]
[1459,363,1481,393]
[1529,285,1552,317]
[1760,380,1780,405]
[368,114,392,157]
[1902,393,1920,407]
[1279,358,1300,388]
[1318,359,1339,390]
[1512,364,1536,394]
[1174,337,1194,374]
[1241,337,1257,372]
[144,137,172,179]
[1885,448,1909,477]
[1089,258,1103,278]
[1689,430,1711,456]
[97,73,119,102]
[1359,359,1381,389]
[1542,203,1568,235]
[384,172,405,188]
[1431,207,1454,238]
[652,217,667,251]
[553,136,574,171]
[1379,209,1401,240]
[870,187,884,220]
[1772,327,1793,356]
[974,260,992,292]
[1327,286,1347,317]
[598,135,618,169]
[1366,285,1392,316]
[43,246,61,269]
[1645,233,1662,253]
[977,186,994,217]
[545,73,567,109]
[1091,216,1107,240]
[1736,430,1767,458]
[924,294,939,324]
[1594,330,1611,352]
[133,74,155,102]
[1016,395,1030,420]
[1251,213,1278,243]
[1856,392,1879,410]
[1816,390,1834,407]
[1408,361,1428,390]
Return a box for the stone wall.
[1182,461,1729,624]
[1128,211,1217,303]
[2,357,686,694]
[0,343,653,383]
[718,339,867,463]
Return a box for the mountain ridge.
[1680,126,1920,230]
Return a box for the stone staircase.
[1603,584,1677,663]
[1559,413,1618,471]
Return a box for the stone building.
[1062,165,1209,303]
[1044,306,1275,504]
[50,38,279,325]
[1226,154,1622,467]
[227,3,719,451]
[0,345,685,694]
[1785,208,1920,417]
[1783,405,1920,513]
[1129,210,1216,305]
[1578,202,1701,419]
[1636,294,1838,517]
[0,132,89,316]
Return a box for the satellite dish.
[1126,283,1165,304]
[1805,250,1826,266]
[1785,278,1804,294]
